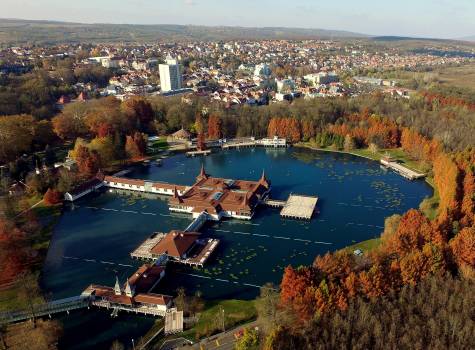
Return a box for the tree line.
[260,275,475,349]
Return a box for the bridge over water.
[0,295,172,325]
[0,296,89,324]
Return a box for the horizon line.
[1,16,472,42]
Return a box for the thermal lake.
[41,147,433,349]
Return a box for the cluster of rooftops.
[80,166,272,309]
[169,165,271,220]
[83,263,173,310]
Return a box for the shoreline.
[294,142,439,254]
[294,142,435,189]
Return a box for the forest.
[261,275,474,349]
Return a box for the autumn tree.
[71,141,101,177]
[267,118,301,143]
[235,328,259,350]
[256,284,283,333]
[384,209,436,255]
[460,166,475,227]
[89,137,115,166]
[52,102,89,140]
[125,132,147,159]
[280,266,318,320]
[433,153,461,221]
[121,96,154,132]
[0,115,35,163]
[343,134,355,151]
[207,114,223,140]
[450,226,475,271]
[43,188,62,205]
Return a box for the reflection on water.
[42,148,432,349]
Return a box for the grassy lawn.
[419,190,440,221]
[342,238,382,255]
[182,299,257,340]
[148,137,169,154]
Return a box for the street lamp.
[221,307,225,333]
[131,338,135,350]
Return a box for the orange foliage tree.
[125,132,147,159]
[43,188,62,205]
[73,144,101,177]
[401,128,441,162]
[267,118,301,143]
[384,209,437,255]
[433,153,461,221]
[207,114,223,140]
[450,226,475,269]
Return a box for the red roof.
[150,230,201,258]
[134,293,172,306]
[127,264,165,294]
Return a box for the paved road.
[177,321,258,350]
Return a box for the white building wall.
[159,61,183,92]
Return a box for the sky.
[2,0,474,39]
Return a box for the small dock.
[280,194,318,220]
[222,141,257,149]
[380,158,425,180]
[186,150,211,157]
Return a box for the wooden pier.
[186,150,212,157]
[280,194,318,220]
[380,158,425,180]
[222,141,257,149]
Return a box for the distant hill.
[0,18,369,45]
[459,36,475,42]
[372,35,456,43]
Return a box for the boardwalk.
[380,158,425,180]
[222,141,256,149]
[0,296,90,324]
[186,150,212,157]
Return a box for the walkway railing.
[184,211,209,232]
[0,296,90,324]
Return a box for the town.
[2,39,474,110]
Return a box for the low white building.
[258,136,287,147]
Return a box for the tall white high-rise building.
[159,56,183,92]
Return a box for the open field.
[435,64,475,92]
[343,238,382,255]
[183,300,256,340]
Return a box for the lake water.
[42,148,432,349]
